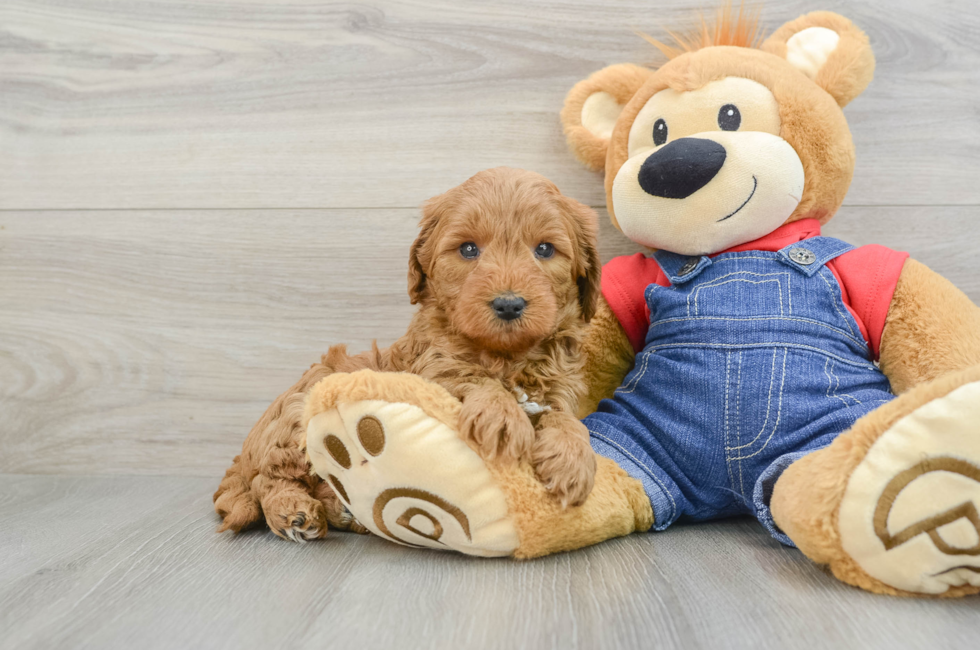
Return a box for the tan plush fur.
[878,260,980,394]
[761,11,875,108]
[560,12,872,232]
[496,455,654,559]
[576,294,635,418]
[598,46,859,230]
[770,365,980,598]
[771,261,980,596]
[214,168,603,538]
[561,64,652,172]
[302,369,653,558]
[561,8,980,596]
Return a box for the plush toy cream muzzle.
[302,8,980,598]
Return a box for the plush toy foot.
[304,372,520,556]
[772,367,980,597]
[303,370,653,559]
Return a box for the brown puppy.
[214,167,601,541]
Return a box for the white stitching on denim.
[726,349,778,451]
[824,358,863,407]
[688,272,788,317]
[788,272,793,314]
[647,342,875,370]
[649,316,867,349]
[617,351,651,395]
[824,358,847,408]
[713,255,779,264]
[728,349,789,461]
[817,269,858,337]
[693,277,785,316]
[589,430,678,521]
[724,352,737,495]
[736,351,746,496]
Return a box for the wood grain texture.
[0,474,978,650]
[2,207,977,477]
[2,0,980,210]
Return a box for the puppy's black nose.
[638,137,727,199]
[492,294,526,321]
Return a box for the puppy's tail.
[213,455,262,533]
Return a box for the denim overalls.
[584,236,895,544]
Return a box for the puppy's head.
[409,167,600,354]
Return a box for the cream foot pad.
[839,381,980,594]
[306,397,519,557]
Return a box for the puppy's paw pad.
[264,495,327,543]
[306,399,519,557]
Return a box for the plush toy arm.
[304,369,652,559]
[578,294,636,417]
[879,259,980,394]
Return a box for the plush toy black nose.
[638,137,727,199]
[492,294,526,321]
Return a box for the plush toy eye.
[653,118,668,146]
[459,242,480,259]
[534,243,555,259]
[718,104,741,131]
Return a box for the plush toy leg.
[303,370,652,559]
[771,366,980,597]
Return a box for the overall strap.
[652,250,712,285]
[776,236,854,277]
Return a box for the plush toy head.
[561,8,875,256]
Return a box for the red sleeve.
[601,253,670,353]
[827,245,909,360]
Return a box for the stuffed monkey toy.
[302,9,980,597]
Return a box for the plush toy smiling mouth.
[717,175,757,222]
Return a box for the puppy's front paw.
[262,490,328,543]
[459,389,535,464]
[532,420,597,508]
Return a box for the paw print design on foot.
[304,373,520,557]
[838,380,980,595]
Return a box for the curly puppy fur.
[214,167,602,540]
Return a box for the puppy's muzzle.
[638,137,727,199]
[492,294,527,321]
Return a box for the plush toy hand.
[303,369,653,558]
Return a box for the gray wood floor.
[1,1,979,648]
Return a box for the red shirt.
[601,219,909,359]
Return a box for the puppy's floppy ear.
[408,193,445,304]
[559,195,602,322]
[561,64,652,171]
[762,11,875,107]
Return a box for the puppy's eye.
[534,243,555,259]
[459,242,480,259]
[718,104,741,131]
[653,118,668,146]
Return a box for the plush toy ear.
[561,64,652,171]
[762,11,875,107]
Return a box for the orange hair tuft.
[639,1,765,61]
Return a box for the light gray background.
[1,1,979,648]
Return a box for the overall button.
[678,257,700,276]
[789,247,816,265]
